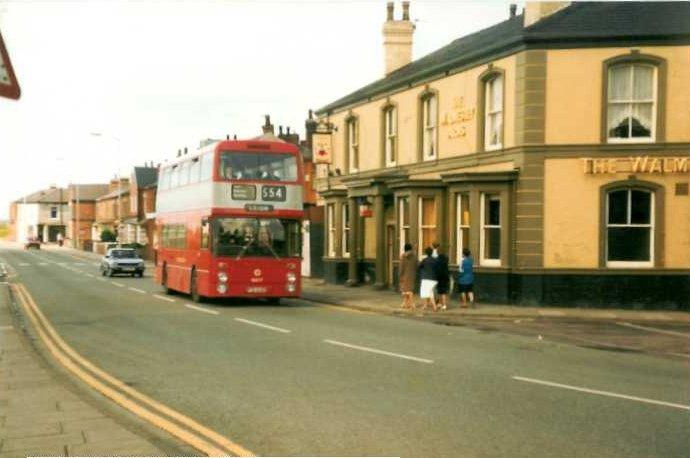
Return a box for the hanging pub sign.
[359,204,372,217]
[312,132,332,165]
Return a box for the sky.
[0,0,519,219]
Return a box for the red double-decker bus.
[153,138,303,302]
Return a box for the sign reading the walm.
[441,97,475,139]
[583,157,689,174]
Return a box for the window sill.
[484,144,502,152]
[480,259,501,267]
[606,261,654,269]
[606,138,655,144]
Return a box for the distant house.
[12,186,69,243]
[122,165,158,260]
[68,184,110,250]
[93,178,131,247]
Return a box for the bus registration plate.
[246,286,267,293]
[261,185,286,202]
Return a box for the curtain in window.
[608,64,654,139]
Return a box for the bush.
[100,229,116,242]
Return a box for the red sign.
[0,29,20,100]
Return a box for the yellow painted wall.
[321,55,516,174]
[544,158,690,268]
[545,46,690,144]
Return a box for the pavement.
[299,278,690,323]
[0,279,184,457]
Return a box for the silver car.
[101,248,145,277]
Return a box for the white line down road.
[512,376,690,411]
[324,339,435,364]
[184,303,220,315]
[234,318,291,333]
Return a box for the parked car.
[101,248,145,277]
[24,237,41,250]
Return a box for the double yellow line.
[11,282,254,457]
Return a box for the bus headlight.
[217,284,228,294]
[218,272,228,283]
[286,272,297,283]
[286,284,296,293]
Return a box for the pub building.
[311,1,690,308]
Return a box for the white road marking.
[85,274,95,278]
[616,322,690,338]
[38,262,48,266]
[0,325,13,331]
[512,376,690,411]
[323,339,434,364]
[184,304,220,315]
[234,318,291,333]
[73,262,85,266]
[97,278,106,282]
[18,262,30,266]
[153,294,175,303]
[111,282,125,287]
[128,287,146,294]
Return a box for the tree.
[100,228,116,242]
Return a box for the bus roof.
[162,138,300,170]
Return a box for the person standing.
[418,247,439,311]
[435,246,450,310]
[398,243,417,310]
[458,248,475,308]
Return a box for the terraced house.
[313,1,690,308]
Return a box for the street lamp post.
[90,132,122,243]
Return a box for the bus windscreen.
[214,217,301,258]
[219,151,298,182]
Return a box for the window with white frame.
[347,118,359,173]
[398,197,410,254]
[342,203,350,258]
[384,106,397,166]
[422,95,437,160]
[418,197,437,256]
[607,64,656,141]
[480,193,501,266]
[327,204,336,257]
[484,74,503,150]
[606,188,654,267]
[456,194,470,264]
[50,206,58,219]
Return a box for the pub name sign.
[583,156,689,174]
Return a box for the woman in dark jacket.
[418,247,439,311]
[435,246,450,310]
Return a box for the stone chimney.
[382,1,415,76]
[262,114,275,135]
[524,1,570,27]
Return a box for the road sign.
[0,29,20,100]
